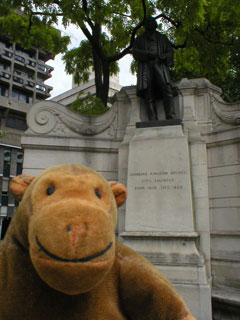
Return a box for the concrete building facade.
[0,35,54,232]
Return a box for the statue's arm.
[161,35,174,67]
[117,243,195,320]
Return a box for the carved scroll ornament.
[26,100,117,136]
[211,93,240,125]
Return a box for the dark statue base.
[136,119,182,128]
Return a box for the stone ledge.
[139,251,204,266]
[212,287,240,307]
[136,119,182,128]
[211,231,240,237]
[120,231,199,238]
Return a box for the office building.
[0,34,54,231]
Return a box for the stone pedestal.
[125,125,193,232]
[119,124,212,320]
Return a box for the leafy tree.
[0,5,70,55]
[0,0,151,108]
[71,91,109,115]
[154,0,240,102]
[1,0,240,106]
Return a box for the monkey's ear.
[10,174,35,201]
[109,181,127,207]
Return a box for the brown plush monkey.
[0,164,195,320]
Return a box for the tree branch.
[31,11,63,16]
[82,0,95,30]
[155,13,181,28]
[28,12,33,36]
[107,0,147,62]
[195,27,234,46]
[173,41,187,49]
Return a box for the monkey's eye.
[46,185,55,196]
[95,189,102,199]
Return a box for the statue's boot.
[163,94,176,120]
[146,101,158,121]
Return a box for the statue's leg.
[154,64,176,120]
[143,90,158,121]
[162,85,176,120]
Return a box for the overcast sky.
[45,22,136,99]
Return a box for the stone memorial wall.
[21,78,240,320]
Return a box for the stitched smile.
[36,237,113,263]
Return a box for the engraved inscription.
[130,170,187,191]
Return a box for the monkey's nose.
[66,224,88,249]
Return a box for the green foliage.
[71,92,110,115]
[153,0,240,102]
[0,130,7,138]
[1,0,240,103]
[0,11,70,55]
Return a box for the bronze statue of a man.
[133,17,176,121]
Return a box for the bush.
[71,92,110,116]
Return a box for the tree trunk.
[100,61,110,107]
[93,51,110,106]
[93,50,103,99]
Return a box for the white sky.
[45,22,136,98]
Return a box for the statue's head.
[144,17,158,32]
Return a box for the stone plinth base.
[120,125,212,319]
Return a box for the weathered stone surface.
[21,78,240,319]
[124,125,194,232]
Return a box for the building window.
[37,78,44,84]
[1,192,8,206]
[0,62,11,72]
[36,84,46,92]
[0,84,9,97]
[14,69,33,80]
[5,117,27,131]
[0,71,11,80]
[12,88,33,104]
[2,50,12,58]
[3,150,11,177]
[38,64,45,72]
[27,60,36,67]
[13,76,24,84]
[15,55,25,63]
[26,80,35,88]
[0,41,13,50]
[16,152,23,175]
[0,147,24,211]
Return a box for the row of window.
[0,72,46,89]
[0,84,33,103]
[15,48,35,59]
[0,41,49,61]
[14,68,34,80]
[0,81,49,101]
[1,62,36,81]
[2,50,51,73]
